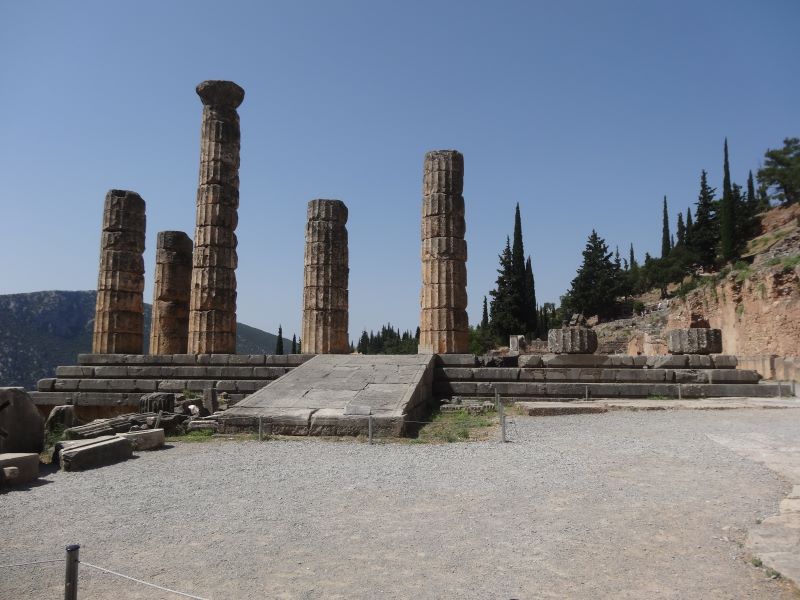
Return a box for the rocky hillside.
[0,290,290,389]
[596,204,800,356]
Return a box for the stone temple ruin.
[25,79,794,439]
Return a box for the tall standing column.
[149,231,193,354]
[302,199,349,354]
[188,80,244,354]
[92,189,146,354]
[419,150,469,354]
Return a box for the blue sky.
[1,1,797,341]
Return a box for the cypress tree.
[719,138,736,261]
[661,196,671,258]
[691,170,718,268]
[511,203,527,326]
[297,338,301,353]
[676,212,686,246]
[489,237,524,338]
[481,296,489,330]
[275,325,284,355]
[291,334,297,354]
[747,170,757,210]
[524,256,538,336]
[685,207,693,247]
[629,243,637,269]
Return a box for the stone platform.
[435,354,792,400]
[221,354,435,436]
[31,353,314,419]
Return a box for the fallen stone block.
[139,392,175,414]
[186,421,219,433]
[0,453,40,485]
[516,401,608,416]
[0,388,45,454]
[117,428,165,450]
[57,436,133,471]
[45,405,81,432]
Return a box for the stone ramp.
[222,354,435,436]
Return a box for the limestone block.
[0,453,39,485]
[666,328,723,355]
[711,355,738,369]
[646,355,688,369]
[421,259,467,285]
[547,327,598,354]
[420,284,468,309]
[418,330,469,354]
[421,214,467,238]
[423,150,464,195]
[57,436,133,471]
[0,388,45,454]
[420,308,469,331]
[117,429,165,451]
[422,193,465,218]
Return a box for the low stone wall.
[737,355,800,388]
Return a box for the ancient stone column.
[92,189,146,354]
[188,80,244,354]
[666,328,723,355]
[547,327,598,354]
[419,150,469,354]
[302,199,349,354]
[149,231,193,354]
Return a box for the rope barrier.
[0,559,64,569]
[80,561,209,600]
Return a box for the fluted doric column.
[149,231,193,354]
[418,150,468,354]
[302,199,349,353]
[188,80,244,354]
[92,189,146,354]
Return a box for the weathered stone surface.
[518,355,543,368]
[45,405,80,432]
[117,428,165,450]
[516,402,608,416]
[419,150,468,354]
[547,327,598,354]
[224,354,435,436]
[150,231,193,354]
[57,436,133,471]
[139,392,175,414]
[0,453,39,485]
[92,189,146,354]
[302,199,349,354]
[667,328,723,355]
[0,388,44,453]
[189,80,244,354]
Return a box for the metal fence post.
[64,544,80,600]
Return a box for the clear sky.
[1,1,797,342]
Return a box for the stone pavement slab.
[223,354,435,435]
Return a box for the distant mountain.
[0,290,290,390]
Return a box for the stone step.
[434,353,739,369]
[434,380,789,399]
[54,365,291,380]
[37,378,274,393]
[29,391,247,408]
[435,367,761,384]
[77,353,314,367]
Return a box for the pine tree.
[562,230,621,320]
[661,196,671,258]
[676,212,686,246]
[357,331,369,354]
[291,334,297,354]
[757,137,800,206]
[275,325,284,355]
[718,138,736,262]
[690,170,718,268]
[480,296,489,330]
[524,256,538,336]
[489,237,524,338]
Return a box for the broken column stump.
[547,327,598,354]
[56,436,133,471]
[302,199,349,353]
[188,80,245,354]
[150,231,193,354]
[92,189,146,354]
[0,387,45,454]
[667,328,723,355]
[419,150,469,354]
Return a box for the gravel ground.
[2,409,799,599]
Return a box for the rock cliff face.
[667,263,799,355]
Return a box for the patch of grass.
[415,408,496,443]
[751,557,763,568]
[765,568,782,579]
[782,254,800,270]
[765,257,782,267]
[736,303,745,318]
